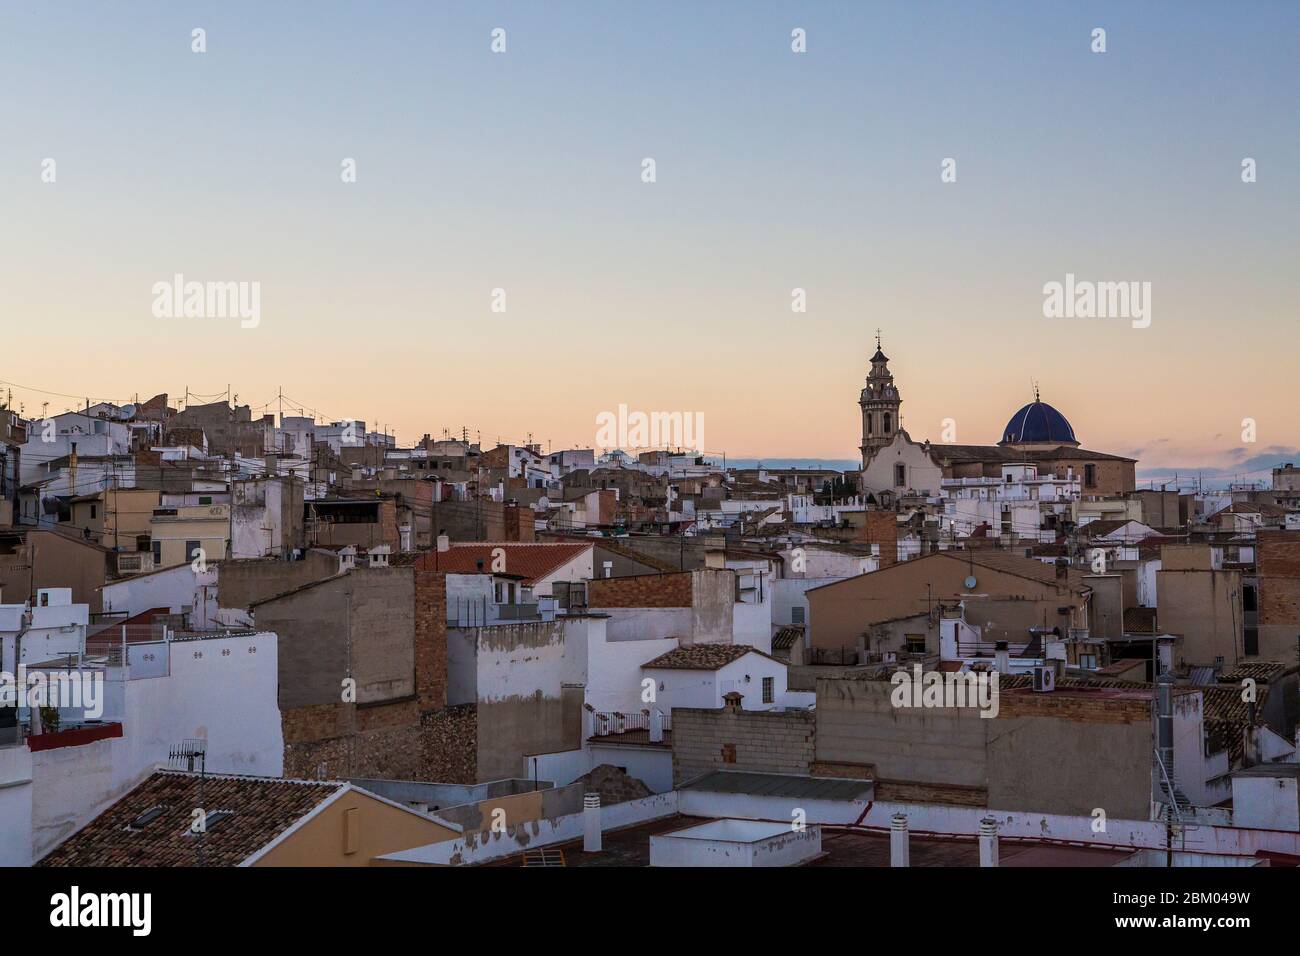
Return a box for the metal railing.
[590,710,670,737]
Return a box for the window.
[199,496,212,505]
[883,412,892,434]
[1084,464,1097,488]
[185,540,202,562]
[865,413,873,436]
[762,676,774,704]
[1243,586,1257,612]
[791,606,806,625]
[184,809,234,836]
[89,504,97,519]
[905,635,926,654]
[129,805,166,831]
[1245,628,1259,657]
[1079,653,1098,669]
[894,463,906,487]
[152,540,162,564]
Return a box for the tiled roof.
[772,625,804,651]
[930,444,1136,464]
[1080,519,1133,537]
[642,644,777,670]
[430,542,592,585]
[1202,683,1270,764]
[37,770,343,867]
[1219,661,1292,684]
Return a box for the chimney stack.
[649,708,664,743]
[890,813,910,867]
[994,641,1009,674]
[978,816,999,867]
[583,793,602,852]
[436,530,450,553]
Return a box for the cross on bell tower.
[859,334,901,467]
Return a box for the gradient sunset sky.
[2,2,1297,480]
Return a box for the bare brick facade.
[589,571,693,608]
[1257,530,1300,662]
[671,699,816,786]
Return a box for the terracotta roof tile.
[38,770,343,867]
[425,542,592,585]
[643,644,779,670]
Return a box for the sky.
[2,1,1297,482]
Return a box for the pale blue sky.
[2,1,1297,478]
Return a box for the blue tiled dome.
[1000,400,1077,446]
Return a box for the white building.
[942,464,1080,542]
[641,645,789,712]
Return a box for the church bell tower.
[859,332,901,467]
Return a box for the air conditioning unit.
[1032,665,1055,693]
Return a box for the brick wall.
[1257,530,1300,660]
[281,700,425,780]
[671,702,815,786]
[413,561,448,711]
[589,572,692,608]
[422,704,477,783]
[858,510,897,567]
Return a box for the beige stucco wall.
[253,789,457,866]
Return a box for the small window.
[1079,654,1098,669]
[883,413,892,434]
[762,677,774,704]
[128,805,166,830]
[185,540,202,562]
[905,635,926,654]
[1244,628,1259,657]
[152,541,162,563]
[199,496,213,505]
[89,504,97,519]
[791,606,806,625]
[1084,464,1097,488]
[894,463,906,487]
[184,809,234,836]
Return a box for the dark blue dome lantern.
[999,391,1079,447]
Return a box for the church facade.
[857,342,1136,498]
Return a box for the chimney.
[68,441,78,496]
[436,530,450,553]
[722,690,744,712]
[648,708,664,743]
[978,816,999,867]
[1243,700,1258,767]
[503,501,521,542]
[994,641,1009,674]
[583,793,602,852]
[890,813,910,867]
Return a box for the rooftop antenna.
[169,738,208,866]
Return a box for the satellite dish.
[120,403,137,419]
[964,575,978,589]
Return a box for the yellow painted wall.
[253,790,458,867]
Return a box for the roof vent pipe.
[583,793,602,853]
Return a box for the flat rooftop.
[483,817,1136,867]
